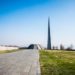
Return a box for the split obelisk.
[47,17,51,50]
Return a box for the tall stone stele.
[47,17,51,50]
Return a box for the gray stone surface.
[0,49,40,75]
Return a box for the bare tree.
[52,46,55,50]
[66,44,73,50]
[60,44,64,50]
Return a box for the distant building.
[0,45,18,50]
[27,44,44,50]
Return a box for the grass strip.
[39,50,75,75]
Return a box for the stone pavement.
[0,49,41,75]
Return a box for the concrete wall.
[0,46,19,50]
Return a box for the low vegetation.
[40,50,75,75]
[0,50,19,54]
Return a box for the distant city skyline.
[0,0,75,48]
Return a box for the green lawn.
[40,50,75,75]
[0,50,19,54]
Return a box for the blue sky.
[0,0,75,48]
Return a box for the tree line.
[52,44,74,50]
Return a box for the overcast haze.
[0,0,75,48]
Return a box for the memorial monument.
[47,17,51,49]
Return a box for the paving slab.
[0,49,41,75]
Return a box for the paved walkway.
[0,50,40,75]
